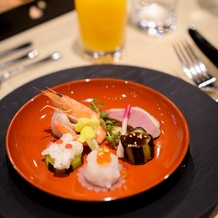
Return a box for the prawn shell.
[44,89,106,144]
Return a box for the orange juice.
[75,0,127,53]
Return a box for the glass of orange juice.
[75,0,127,63]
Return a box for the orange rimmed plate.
[6,78,190,201]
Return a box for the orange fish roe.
[65,143,73,149]
[97,146,111,164]
[120,168,128,179]
[55,139,63,144]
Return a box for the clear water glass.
[130,0,178,37]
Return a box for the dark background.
[0,0,75,41]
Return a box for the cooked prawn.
[44,88,106,144]
[51,110,75,138]
[53,119,79,139]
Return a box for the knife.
[188,27,218,68]
[0,52,61,84]
[0,42,32,58]
[0,49,38,69]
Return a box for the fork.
[173,40,216,89]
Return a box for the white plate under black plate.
[0,65,218,218]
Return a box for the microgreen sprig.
[90,98,120,149]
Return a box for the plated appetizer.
[41,89,161,191]
[77,146,126,192]
[42,133,83,174]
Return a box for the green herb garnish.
[90,98,120,149]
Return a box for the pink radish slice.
[117,104,131,158]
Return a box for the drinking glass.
[130,0,178,37]
[75,0,127,63]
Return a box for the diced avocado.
[45,154,83,174]
[72,154,83,170]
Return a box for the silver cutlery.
[173,40,216,88]
[188,27,218,68]
[0,42,32,58]
[0,52,61,84]
[0,49,38,69]
[173,40,218,102]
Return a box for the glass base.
[74,40,125,63]
[84,48,124,63]
[130,20,177,37]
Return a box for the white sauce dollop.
[42,133,83,170]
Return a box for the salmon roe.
[65,143,73,149]
[55,139,63,144]
[120,168,128,179]
[96,146,111,164]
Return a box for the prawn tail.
[53,119,78,138]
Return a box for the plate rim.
[6,77,190,201]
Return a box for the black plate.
[0,65,218,218]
